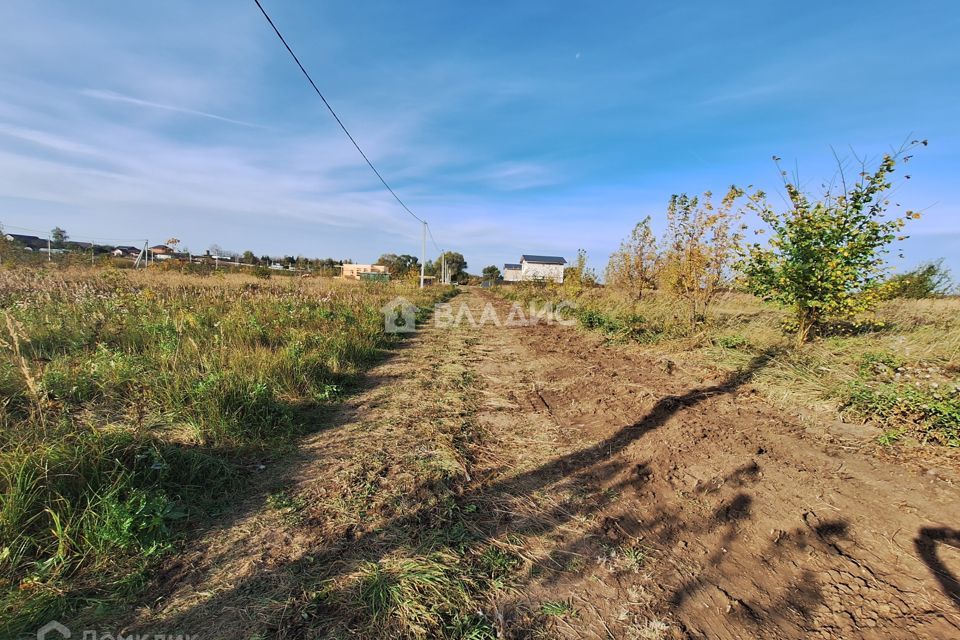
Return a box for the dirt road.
[118,289,959,639]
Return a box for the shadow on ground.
[114,348,783,637]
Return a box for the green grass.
[0,267,453,636]
[352,553,487,639]
[540,599,577,617]
[267,489,308,524]
[842,380,960,446]
[294,310,532,639]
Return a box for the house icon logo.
[37,620,71,640]
[382,297,417,334]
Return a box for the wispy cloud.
[700,82,788,106]
[0,123,102,157]
[472,161,561,191]
[80,89,266,129]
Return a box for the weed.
[620,545,649,571]
[540,600,577,617]
[476,545,521,587]
[267,489,308,524]
[597,543,649,574]
[637,619,672,639]
[715,334,749,350]
[877,428,906,446]
[842,380,960,446]
[352,553,473,638]
[857,351,904,378]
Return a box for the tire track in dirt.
[468,289,960,639]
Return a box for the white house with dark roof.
[519,254,566,283]
[4,233,46,251]
[502,263,522,282]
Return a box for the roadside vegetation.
[503,144,959,449]
[0,265,453,636]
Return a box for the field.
[0,268,451,636]
[1,267,958,639]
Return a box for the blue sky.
[1,0,958,275]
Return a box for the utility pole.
[419,221,426,288]
[47,235,51,262]
[442,251,447,285]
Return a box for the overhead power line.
[253,0,426,225]
[427,224,443,254]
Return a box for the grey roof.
[503,263,521,270]
[520,254,566,265]
[5,234,46,249]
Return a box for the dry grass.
[0,265,453,636]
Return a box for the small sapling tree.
[740,141,926,345]
[658,187,747,327]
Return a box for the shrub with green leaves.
[741,142,926,344]
[882,260,953,299]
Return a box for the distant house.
[149,245,174,261]
[520,255,566,283]
[4,233,46,251]
[341,264,389,280]
[502,263,522,282]
[112,246,141,258]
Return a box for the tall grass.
[0,267,451,635]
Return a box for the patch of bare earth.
[107,290,958,639]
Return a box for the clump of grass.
[267,489,308,524]
[620,544,649,571]
[540,599,577,617]
[714,334,749,350]
[637,619,672,639]
[475,544,522,589]
[597,543,650,574]
[576,308,662,343]
[350,553,478,639]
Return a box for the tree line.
[375,251,469,283]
